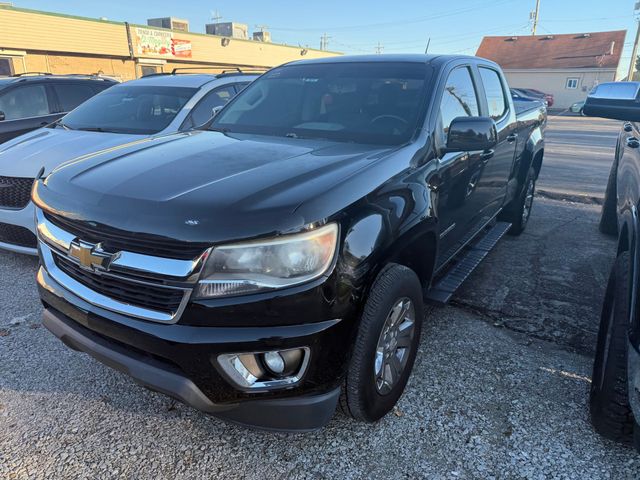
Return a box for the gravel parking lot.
[2,116,640,479]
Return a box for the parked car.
[0,73,117,144]
[584,81,640,452]
[510,88,546,116]
[33,54,546,431]
[512,87,554,107]
[570,100,586,115]
[0,71,258,254]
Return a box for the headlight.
[195,223,338,299]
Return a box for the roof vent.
[578,33,591,38]
[506,36,518,42]
[541,35,554,40]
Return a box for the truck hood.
[0,127,146,177]
[34,130,397,244]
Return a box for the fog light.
[263,351,285,374]
[216,347,310,391]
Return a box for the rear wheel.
[499,167,535,236]
[340,263,424,422]
[590,252,635,443]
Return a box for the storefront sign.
[135,27,192,58]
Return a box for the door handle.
[506,133,518,143]
[624,122,634,132]
[480,149,494,164]
[627,137,640,149]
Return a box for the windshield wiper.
[52,119,73,130]
[75,127,109,132]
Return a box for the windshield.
[60,85,197,134]
[211,62,431,145]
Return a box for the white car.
[0,71,258,254]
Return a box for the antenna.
[320,33,332,51]
[210,9,222,23]
[375,42,384,54]
[255,24,269,33]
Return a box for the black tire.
[340,263,424,422]
[635,423,640,452]
[499,166,535,236]
[599,157,618,236]
[590,252,635,443]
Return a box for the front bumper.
[37,265,354,431]
[0,201,37,255]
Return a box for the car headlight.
[195,223,338,299]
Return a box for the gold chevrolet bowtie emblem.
[69,240,118,271]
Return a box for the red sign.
[172,39,192,58]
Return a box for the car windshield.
[59,85,197,134]
[211,62,432,145]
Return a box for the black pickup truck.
[585,82,640,451]
[32,55,546,431]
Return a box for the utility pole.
[320,33,331,51]
[375,42,384,54]
[628,2,640,80]
[530,0,540,35]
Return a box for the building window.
[140,65,159,77]
[566,78,579,89]
[0,58,14,76]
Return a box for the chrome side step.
[426,221,512,305]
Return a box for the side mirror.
[583,82,640,121]
[0,111,5,121]
[445,116,497,153]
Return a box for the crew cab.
[585,81,640,452]
[32,55,546,431]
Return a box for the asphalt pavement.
[1,115,640,479]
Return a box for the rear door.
[474,66,518,220]
[0,83,59,143]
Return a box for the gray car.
[0,71,258,254]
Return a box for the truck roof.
[286,53,482,67]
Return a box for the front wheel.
[340,263,424,422]
[499,167,536,236]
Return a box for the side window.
[479,67,508,120]
[52,83,96,112]
[188,85,236,127]
[439,67,479,135]
[0,84,50,120]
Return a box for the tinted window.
[0,84,50,120]
[61,85,196,134]
[189,85,236,127]
[52,83,96,112]
[234,82,250,93]
[439,67,479,134]
[212,62,431,145]
[479,68,508,120]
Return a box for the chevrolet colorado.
[32,55,546,431]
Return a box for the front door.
[435,65,485,266]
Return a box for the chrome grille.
[53,253,186,315]
[0,176,34,209]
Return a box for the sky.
[11,0,640,76]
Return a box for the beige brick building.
[0,5,339,81]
